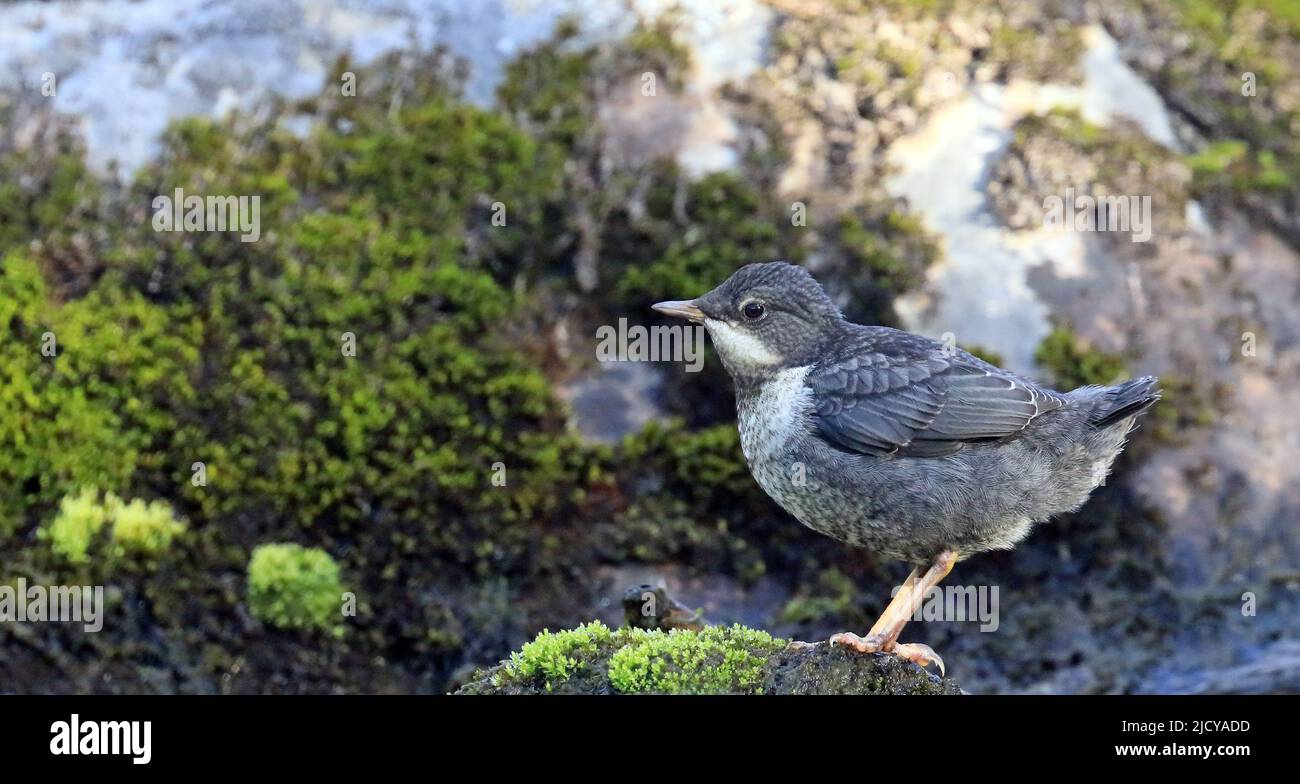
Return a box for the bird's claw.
[830,632,946,677]
[891,642,945,677]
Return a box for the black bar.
[1,695,1284,772]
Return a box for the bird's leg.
[830,549,959,675]
[828,568,926,660]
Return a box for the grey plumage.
[655,261,1160,566]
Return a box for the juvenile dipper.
[653,262,1159,674]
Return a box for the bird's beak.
[652,299,706,323]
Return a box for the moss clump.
[0,22,832,693]
[110,497,186,558]
[39,488,112,564]
[1003,108,1189,235]
[830,207,940,324]
[247,544,347,634]
[1146,374,1222,443]
[780,568,861,626]
[497,21,596,152]
[495,621,785,694]
[960,344,1006,367]
[608,625,785,694]
[621,15,693,90]
[1186,139,1249,179]
[1035,327,1129,390]
[1185,140,1290,193]
[503,621,616,689]
[39,488,185,564]
[0,122,105,277]
[615,171,787,308]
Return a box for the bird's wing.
[808,332,1065,457]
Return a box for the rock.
[454,621,962,695]
[764,641,964,695]
[621,584,708,631]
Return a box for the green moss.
[1252,149,1290,190]
[1015,107,1105,150]
[606,625,785,694]
[495,622,787,694]
[1160,0,1300,218]
[960,344,1006,367]
[39,487,111,565]
[986,22,1084,83]
[1018,107,1183,189]
[621,15,694,91]
[498,21,596,151]
[835,211,930,298]
[110,497,186,558]
[780,568,859,625]
[1146,375,1221,443]
[0,127,104,262]
[39,488,185,564]
[1186,139,1249,179]
[821,204,940,326]
[1004,106,1193,244]
[606,421,797,582]
[1171,0,1300,49]
[502,621,615,689]
[1034,327,1129,390]
[19,59,592,592]
[247,543,347,634]
[0,256,154,534]
[621,422,753,501]
[0,31,779,683]
[616,172,786,306]
[1182,139,1289,196]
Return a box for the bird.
[652,261,1159,675]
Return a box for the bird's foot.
[829,632,946,677]
[890,643,945,677]
[828,631,885,653]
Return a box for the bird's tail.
[1088,375,1161,428]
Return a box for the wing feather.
[809,333,1064,457]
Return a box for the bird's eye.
[742,301,765,320]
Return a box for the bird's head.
[653,261,843,382]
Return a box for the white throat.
[704,318,780,375]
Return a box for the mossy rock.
[1097,0,1300,244]
[456,622,962,695]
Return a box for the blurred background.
[0,0,1297,694]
